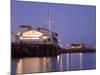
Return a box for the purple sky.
[11,0,96,47]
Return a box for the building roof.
[19,25,31,28]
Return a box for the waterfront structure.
[70,44,85,49]
[17,25,59,46]
[11,11,61,58]
[11,25,60,58]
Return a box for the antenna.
[48,11,51,30]
[48,11,53,31]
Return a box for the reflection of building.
[70,44,85,49]
[16,25,59,45]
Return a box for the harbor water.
[11,53,96,74]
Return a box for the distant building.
[70,44,85,49]
[16,25,59,45]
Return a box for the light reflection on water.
[11,53,96,74]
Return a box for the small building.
[70,44,85,49]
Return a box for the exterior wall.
[19,39,53,44]
[20,39,43,44]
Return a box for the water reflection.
[66,53,69,70]
[79,53,83,70]
[11,53,96,74]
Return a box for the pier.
[61,44,96,53]
[61,48,96,53]
[11,43,95,58]
[11,26,96,58]
[11,43,61,58]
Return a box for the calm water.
[11,53,96,74]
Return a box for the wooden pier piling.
[11,43,60,58]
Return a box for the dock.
[11,43,61,58]
[61,48,96,53]
[12,43,96,58]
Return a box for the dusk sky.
[11,0,96,47]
